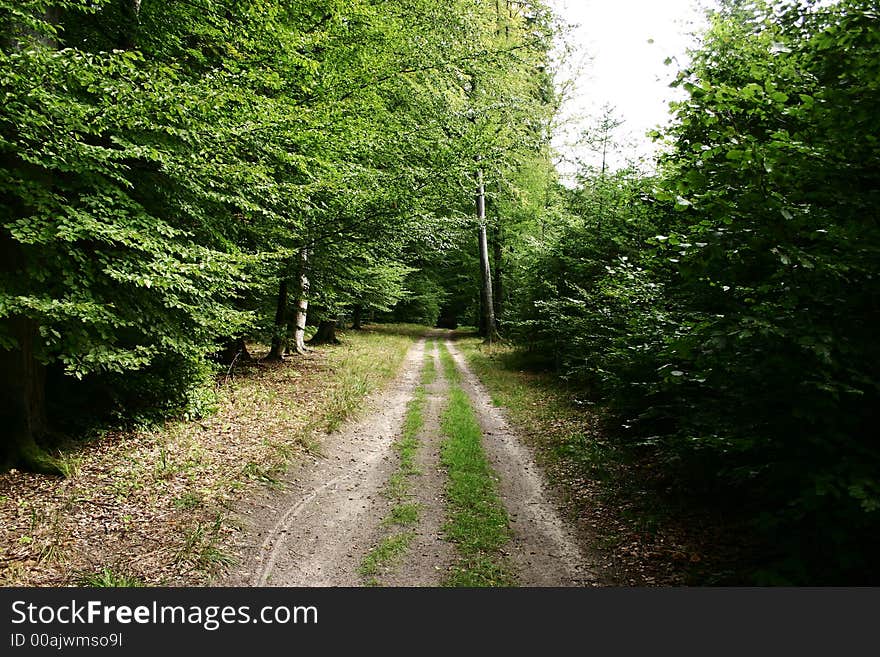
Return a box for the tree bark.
[0,7,62,474]
[266,272,289,361]
[216,337,251,365]
[0,316,60,474]
[292,246,310,354]
[476,169,498,343]
[352,304,363,330]
[308,318,340,345]
[119,0,141,50]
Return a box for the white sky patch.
[547,0,713,179]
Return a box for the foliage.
[0,0,559,468]
[505,0,880,583]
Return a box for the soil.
[219,333,600,587]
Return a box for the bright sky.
[546,0,713,178]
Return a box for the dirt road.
[219,333,598,587]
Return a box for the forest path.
[219,331,595,587]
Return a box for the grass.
[386,502,420,527]
[438,342,515,587]
[438,339,461,384]
[421,342,437,385]
[359,340,435,583]
[320,326,422,433]
[78,567,145,587]
[175,515,238,572]
[455,336,620,482]
[174,491,203,510]
[359,532,416,581]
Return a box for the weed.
[242,461,284,488]
[175,517,237,571]
[54,451,84,479]
[78,567,145,587]
[199,545,237,568]
[174,491,203,510]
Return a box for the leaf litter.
[0,328,415,586]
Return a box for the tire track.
[220,338,426,586]
[444,338,600,587]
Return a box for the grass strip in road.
[359,342,436,584]
[439,340,460,385]
[359,532,415,581]
[439,343,515,587]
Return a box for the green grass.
[386,502,420,527]
[395,387,425,480]
[78,567,145,587]
[456,338,618,481]
[174,491,203,510]
[438,340,461,384]
[359,342,435,583]
[439,343,515,587]
[175,516,238,572]
[359,532,416,579]
[422,341,437,385]
[321,325,426,432]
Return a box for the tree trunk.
[292,246,310,355]
[308,319,340,345]
[267,273,289,361]
[0,316,60,474]
[476,169,498,343]
[119,0,141,50]
[352,304,363,330]
[216,337,251,365]
[0,7,63,474]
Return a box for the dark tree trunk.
[118,0,141,50]
[352,304,363,330]
[0,7,61,474]
[267,274,289,361]
[216,337,251,365]
[0,317,60,474]
[308,319,340,345]
[284,318,295,355]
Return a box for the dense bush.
[509,0,880,583]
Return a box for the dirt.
[219,333,598,587]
